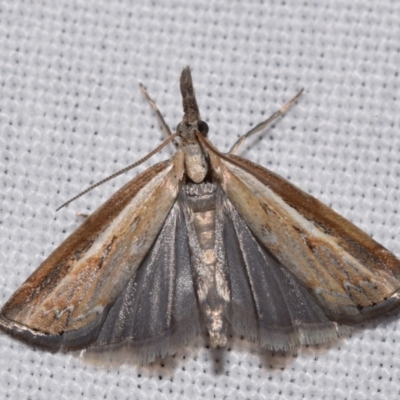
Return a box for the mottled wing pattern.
[89,196,201,364]
[207,146,400,326]
[0,153,185,351]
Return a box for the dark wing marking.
[89,197,201,364]
[216,189,343,351]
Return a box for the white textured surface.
[0,1,400,399]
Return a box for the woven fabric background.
[0,1,399,399]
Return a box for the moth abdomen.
[184,182,230,347]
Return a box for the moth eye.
[197,120,209,136]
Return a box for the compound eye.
[197,120,209,136]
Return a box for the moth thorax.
[183,141,208,183]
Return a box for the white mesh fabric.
[0,1,399,399]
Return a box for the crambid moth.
[1,67,400,365]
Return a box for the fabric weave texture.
[0,1,399,399]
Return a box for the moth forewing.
[0,153,184,351]
[199,133,400,325]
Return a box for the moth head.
[176,67,210,183]
[176,120,209,138]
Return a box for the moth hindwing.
[1,66,399,365]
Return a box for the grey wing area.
[88,198,202,364]
[217,191,346,351]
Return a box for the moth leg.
[228,89,304,154]
[56,132,178,211]
[140,83,178,147]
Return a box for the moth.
[1,67,400,365]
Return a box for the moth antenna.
[229,88,304,154]
[139,82,177,146]
[56,132,179,211]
